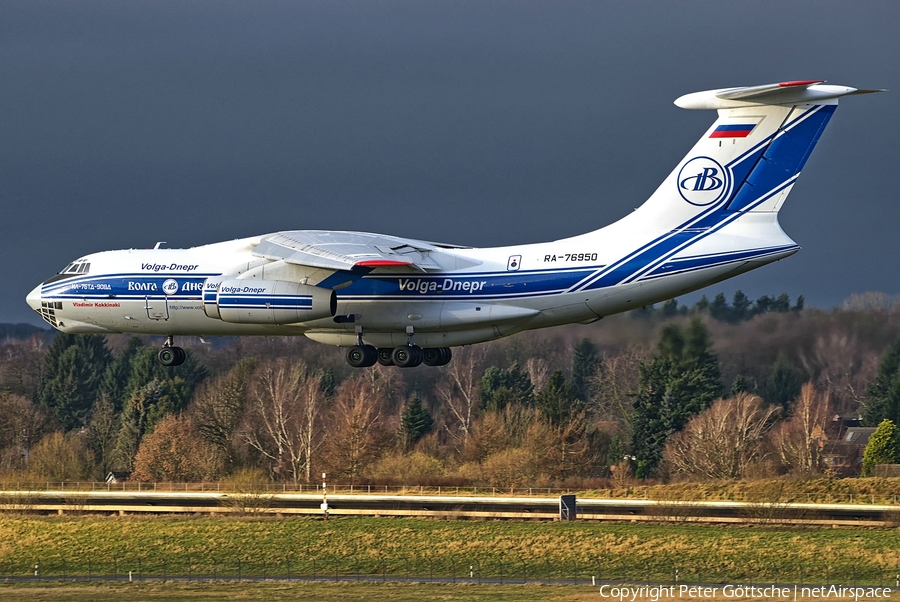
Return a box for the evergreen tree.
[709,293,730,321]
[571,338,600,403]
[36,334,112,430]
[765,357,802,413]
[113,380,165,473]
[861,419,900,476]
[481,362,533,411]
[694,295,710,313]
[772,293,791,312]
[684,317,719,374]
[731,290,751,323]
[86,393,119,478]
[320,367,337,399]
[536,371,579,425]
[864,339,900,426]
[400,394,434,449]
[754,295,772,315]
[121,346,207,417]
[661,299,679,319]
[99,336,146,411]
[793,294,805,312]
[730,374,752,397]
[657,324,685,361]
[630,318,721,477]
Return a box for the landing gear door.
[145,296,169,321]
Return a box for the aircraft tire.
[346,345,377,368]
[392,345,423,368]
[422,347,445,366]
[439,347,452,365]
[376,348,395,366]
[158,346,186,367]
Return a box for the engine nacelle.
[203,278,336,324]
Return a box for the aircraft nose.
[26,284,43,312]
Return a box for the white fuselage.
[27,210,797,349]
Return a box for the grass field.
[0,515,898,585]
[0,582,600,602]
[0,581,876,602]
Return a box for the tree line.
[3,290,900,486]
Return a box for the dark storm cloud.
[2,1,898,323]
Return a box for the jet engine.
[203,278,336,324]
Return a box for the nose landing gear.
[158,336,186,366]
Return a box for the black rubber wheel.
[376,348,395,366]
[346,345,377,368]
[173,346,186,366]
[158,347,179,366]
[439,347,453,366]
[422,348,443,366]
[392,345,423,368]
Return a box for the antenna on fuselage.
[154,242,166,249]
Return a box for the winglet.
[675,81,885,110]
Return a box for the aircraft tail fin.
[632,81,881,226]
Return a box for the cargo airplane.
[27,81,879,367]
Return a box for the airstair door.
[145,296,169,320]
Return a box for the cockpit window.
[57,261,90,275]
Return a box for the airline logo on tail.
[678,156,730,206]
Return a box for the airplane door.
[145,296,169,320]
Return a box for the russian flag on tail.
[710,124,756,138]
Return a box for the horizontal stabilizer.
[675,80,885,110]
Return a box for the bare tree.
[0,392,45,457]
[770,382,831,474]
[322,375,391,483]
[525,410,607,481]
[190,358,255,466]
[0,336,45,397]
[131,414,213,482]
[525,357,551,394]
[29,431,93,481]
[589,346,647,428]
[240,358,324,483]
[797,331,878,416]
[435,346,485,445]
[664,393,780,480]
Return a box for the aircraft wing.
[251,230,469,273]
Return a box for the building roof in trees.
[843,427,876,445]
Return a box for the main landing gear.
[157,336,187,367]
[345,328,452,368]
[345,344,452,368]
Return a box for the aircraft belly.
[305,327,516,348]
[328,299,540,333]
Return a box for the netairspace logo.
[598,584,894,601]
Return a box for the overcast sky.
[2,1,898,325]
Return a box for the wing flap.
[251,230,452,272]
